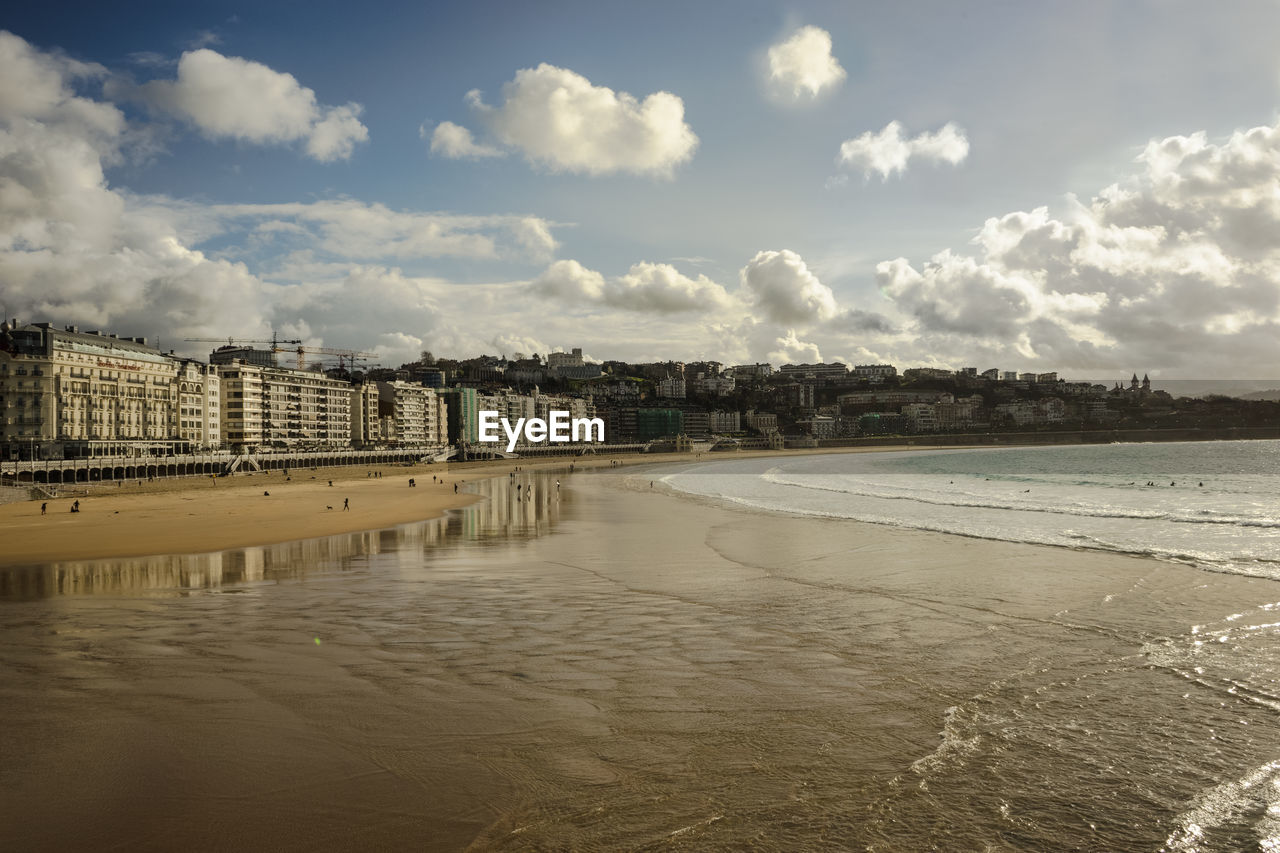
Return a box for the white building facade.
[0,322,185,459]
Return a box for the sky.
[4,1,1280,378]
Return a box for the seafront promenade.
[1,446,440,486]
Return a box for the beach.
[2,453,1279,850]
[0,446,962,567]
[0,452,726,566]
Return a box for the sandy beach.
[0,445,961,566]
[0,464,478,566]
[0,452,700,566]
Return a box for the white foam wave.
[762,471,1280,529]
[1162,760,1280,852]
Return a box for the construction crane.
[303,346,378,372]
[184,334,375,371]
[184,332,303,366]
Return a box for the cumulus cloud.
[837,120,969,180]
[491,333,551,357]
[273,265,442,359]
[767,329,824,364]
[534,259,729,313]
[740,250,838,326]
[139,48,368,161]
[767,25,846,100]
[0,31,273,343]
[875,118,1280,373]
[459,64,698,176]
[426,120,504,159]
[532,259,605,302]
[828,308,896,334]
[0,31,572,369]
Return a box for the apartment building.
[376,381,447,446]
[437,387,479,445]
[777,362,849,381]
[174,358,221,450]
[0,322,184,459]
[708,410,741,433]
[744,410,779,434]
[218,361,355,450]
[216,363,264,448]
[852,364,897,380]
[902,403,939,433]
[351,382,380,447]
[657,377,686,398]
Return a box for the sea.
[662,439,1280,581]
[4,441,1280,851]
[661,439,1280,850]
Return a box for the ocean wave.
[1162,759,1280,852]
[669,477,1280,582]
[760,471,1280,529]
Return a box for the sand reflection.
[0,469,566,598]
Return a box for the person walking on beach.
[41,502,47,515]
[454,483,458,494]
[343,498,349,511]
[73,499,79,512]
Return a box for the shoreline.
[5,435,1269,568]
[0,445,974,567]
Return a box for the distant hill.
[1074,380,1280,399]
[1237,389,1280,402]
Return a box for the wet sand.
[0,464,478,566]
[3,465,1278,850]
[0,446,955,566]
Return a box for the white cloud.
[0,32,573,369]
[141,49,368,161]
[837,121,969,180]
[184,199,558,263]
[306,103,368,161]
[534,259,729,313]
[273,265,442,361]
[874,118,1280,373]
[463,63,698,176]
[511,216,559,259]
[767,25,846,100]
[767,328,823,364]
[491,333,551,358]
[426,120,504,159]
[532,259,606,302]
[0,31,273,343]
[740,250,838,326]
[610,262,731,312]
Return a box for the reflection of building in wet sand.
[456,470,563,541]
[1,525,401,598]
[0,472,568,598]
